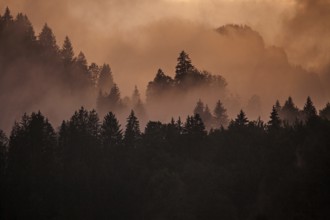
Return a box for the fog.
[1,0,329,132]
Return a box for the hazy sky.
[1,0,295,61]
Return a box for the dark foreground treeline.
[1,101,330,220]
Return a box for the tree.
[1,7,13,24]
[194,99,204,116]
[76,52,88,73]
[302,96,317,121]
[281,96,299,126]
[319,103,330,120]
[203,105,213,129]
[101,112,123,149]
[124,110,141,147]
[38,23,59,56]
[61,36,75,65]
[184,114,207,138]
[88,63,100,88]
[175,51,194,82]
[15,13,36,44]
[268,105,281,130]
[98,64,113,92]
[214,100,229,128]
[146,69,173,102]
[108,84,121,110]
[230,110,249,128]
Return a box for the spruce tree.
[214,100,229,128]
[124,110,141,147]
[303,96,317,120]
[268,106,281,130]
[175,51,194,82]
[101,112,122,148]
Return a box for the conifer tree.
[303,96,317,120]
[268,105,281,130]
[194,99,204,116]
[214,100,229,128]
[38,24,59,56]
[98,64,113,92]
[101,112,122,148]
[319,103,330,120]
[61,36,75,65]
[175,51,194,82]
[231,110,249,127]
[281,96,299,125]
[124,110,141,147]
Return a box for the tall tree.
[268,105,281,130]
[302,96,317,121]
[194,99,204,116]
[98,64,113,92]
[214,100,229,128]
[108,84,121,110]
[230,110,249,128]
[38,23,59,56]
[281,96,299,126]
[319,102,330,120]
[124,110,141,147]
[88,63,100,88]
[61,36,75,65]
[175,51,194,82]
[101,112,123,149]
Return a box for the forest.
[1,7,330,220]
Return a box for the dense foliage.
[1,99,330,220]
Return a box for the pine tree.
[1,7,13,23]
[214,100,229,128]
[108,84,121,109]
[268,105,281,130]
[175,51,194,82]
[203,105,213,129]
[194,99,204,116]
[88,63,100,88]
[319,103,330,120]
[282,96,299,126]
[101,112,122,148]
[76,52,88,72]
[303,96,317,120]
[98,64,113,92]
[183,114,206,138]
[232,110,249,127]
[124,110,141,147]
[38,24,59,55]
[61,36,75,65]
[132,86,141,106]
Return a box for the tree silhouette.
[98,64,113,92]
[268,105,281,130]
[302,96,317,121]
[101,112,123,149]
[38,23,59,57]
[175,50,194,82]
[319,102,330,120]
[230,110,249,128]
[61,36,75,66]
[194,99,204,116]
[124,110,141,147]
[281,96,299,126]
[214,100,229,128]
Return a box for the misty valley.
[1,6,330,220]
